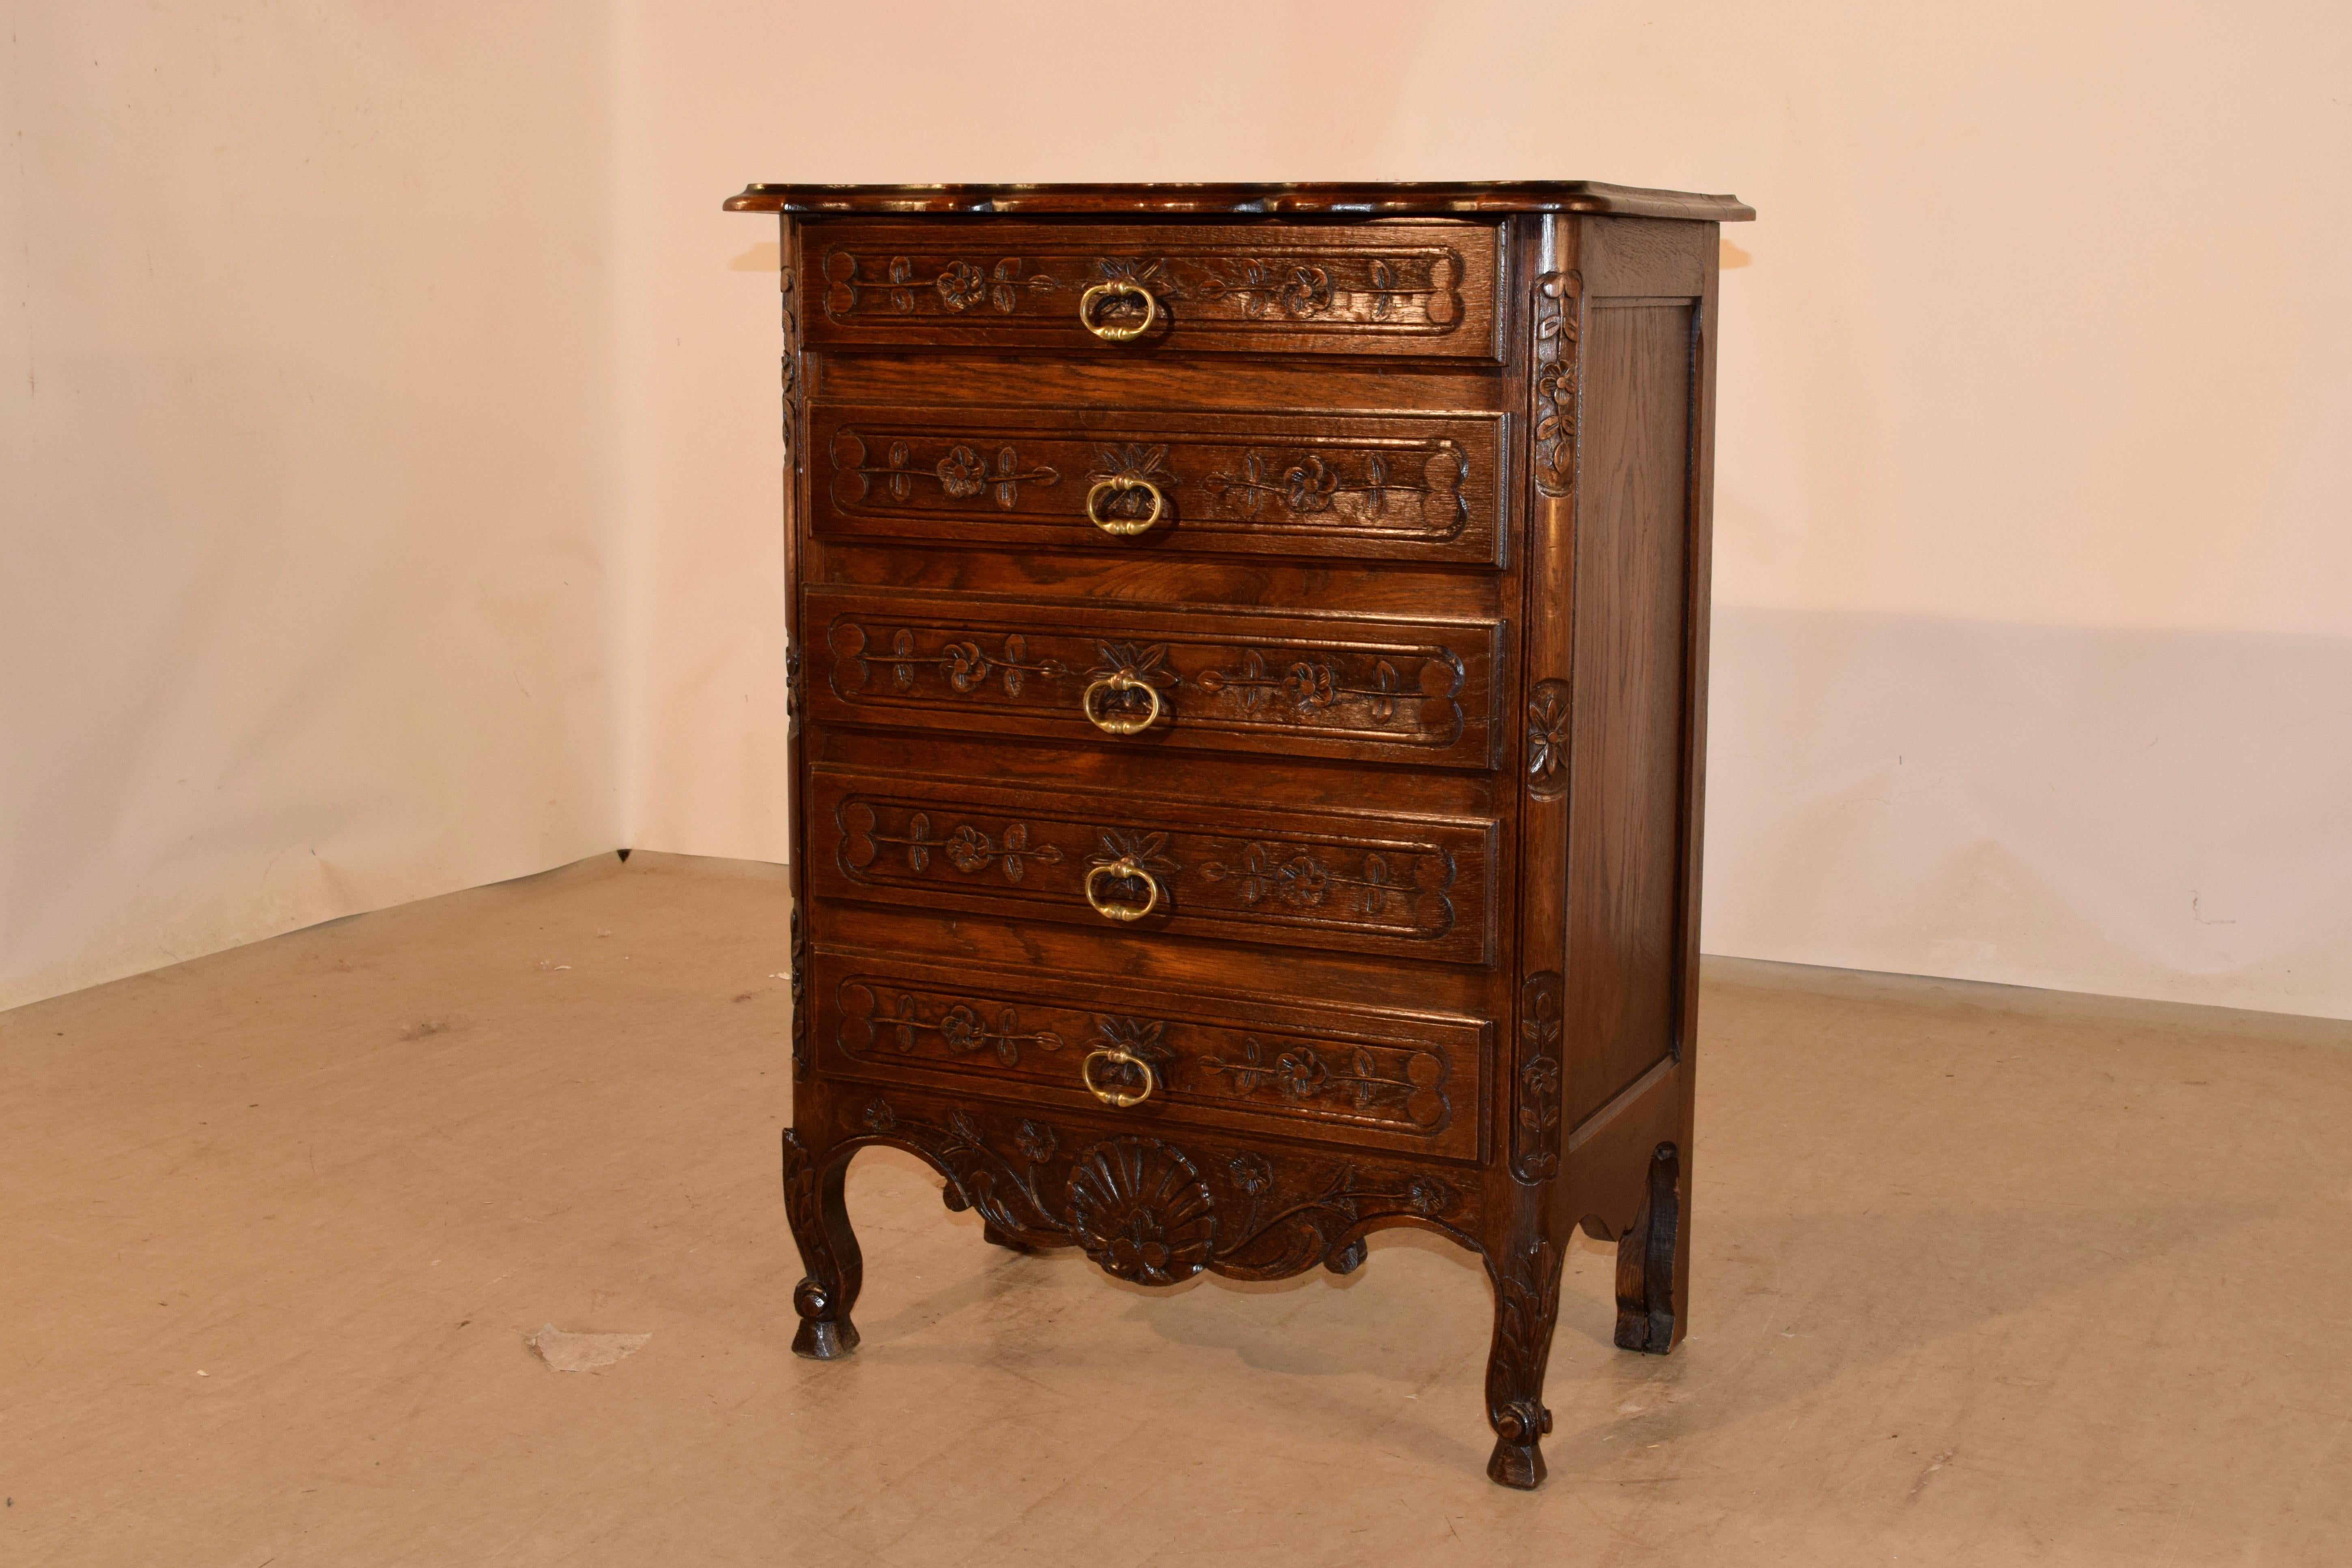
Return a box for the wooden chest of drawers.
[725,180,1753,1488]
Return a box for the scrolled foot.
[1486,1395,1552,1487]
[790,1278,860,1360]
[1324,1237,1369,1276]
[1486,1438,1546,1489]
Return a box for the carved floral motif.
[1197,649,1404,722]
[841,979,1068,1067]
[826,1098,1464,1284]
[844,807,1067,882]
[1199,1036,1448,1127]
[1532,271,1583,498]
[1526,679,1571,801]
[830,430,1061,508]
[1203,842,1402,917]
[1512,972,1564,1181]
[822,246,1465,332]
[850,629,1068,698]
[788,907,808,1079]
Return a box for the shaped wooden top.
[722,181,1753,223]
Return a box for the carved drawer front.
[808,770,1499,965]
[813,952,1488,1162]
[803,220,1503,360]
[810,588,1502,770]
[809,404,1504,566]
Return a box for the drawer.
[802,220,1503,360]
[810,403,1504,565]
[811,950,1488,1163]
[808,587,1503,770]
[808,768,1499,965]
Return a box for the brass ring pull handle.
[1083,857,1161,923]
[1080,672,1163,736]
[1084,476,1165,537]
[1077,280,1158,342]
[1081,1046,1156,1108]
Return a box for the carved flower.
[936,1004,984,1053]
[1282,456,1340,513]
[1067,1139,1216,1286]
[1526,685,1572,791]
[941,640,989,691]
[1014,1120,1058,1165]
[1278,265,1333,318]
[946,824,994,874]
[1227,1151,1273,1195]
[1520,1055,1560,1101]
[935,260,987,311]
[937,445,988,498]
[1274,1047,1329,1098]
[1406,1175,1452,1216]
[1090,828,1180,877]
[861,1098,896,1133]
[1273,853,1330,909]
[1282,660,1340,709]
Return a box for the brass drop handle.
[1084,476,1165,537]
[1084,857,1161,922]
[1081,1047,1156,1108]
[1077,279,1157,342]
[1080,672,1163,736]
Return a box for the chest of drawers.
[725,180,1752,1488]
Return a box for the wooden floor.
[3,853,2348,1567]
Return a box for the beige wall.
[8,2,2349,1018]
[2,4,622,1008]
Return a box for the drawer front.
[812,951,1487,1162]
[808,770,1499,965]
[810,404,1503,565]
[808,587,1502,769]
[803,220,1503,360]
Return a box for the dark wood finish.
[741,181,1741,1488]
[725,179,1756,224]
[808,402,1508,562]
[804,220,1504,360]
[807,586,1504,768]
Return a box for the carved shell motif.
[1066,1138,1217,1285]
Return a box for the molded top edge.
[722,181,1754,222]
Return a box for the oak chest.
[724,180,1752,1488]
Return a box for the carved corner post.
[1480,211,1582,1490]
[776,212,855,1358]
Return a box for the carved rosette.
[1512,971,1564,1180]
[1525,678,1570,802]
[1531,271,1582,498]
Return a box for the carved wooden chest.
[724,180,1752,1488]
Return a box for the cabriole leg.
[782,1129,864,1359]
[1483,1231,1566,1488]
